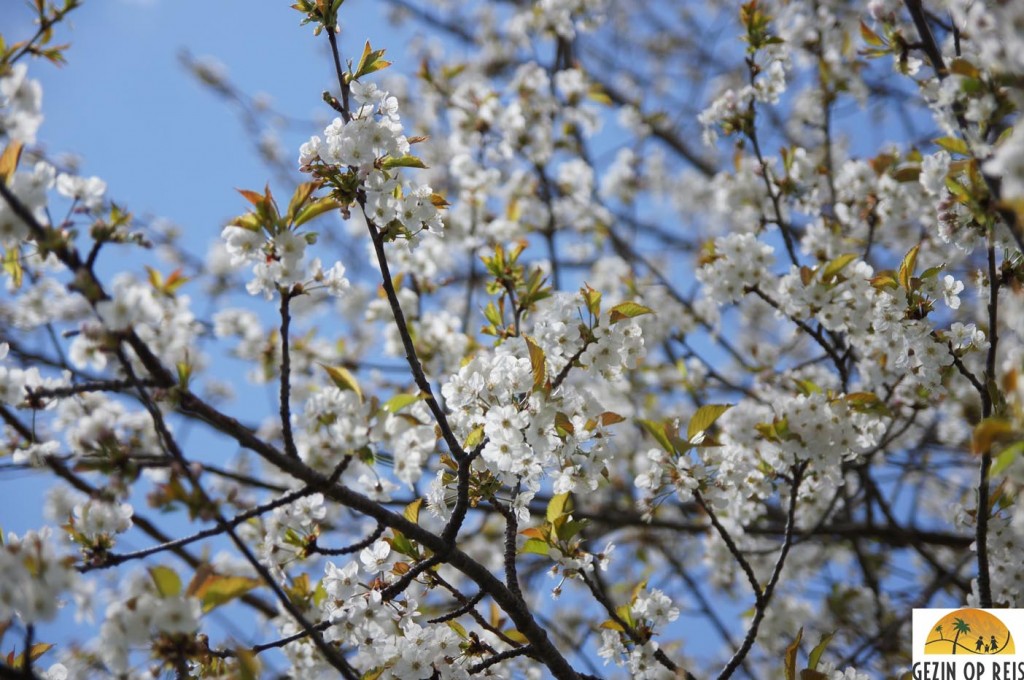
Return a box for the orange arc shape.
[924,609,1015,655]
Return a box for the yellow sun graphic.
[925,609,1015,655]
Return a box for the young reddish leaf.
[972,418,1014,455]
[800,671,829,680]
[0,140,23,183]
[525,335,547,391]
[236,188,265,207]
[599,411,626,426]
[893,165,922,183]
[859,20,885,47]
[519,527,547,540]
[26,643,54,663]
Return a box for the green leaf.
[320,363,363,402]
[934,136,969,156]
[893,165,922,183]
[897,244,920,292]
[403,498,423,525]
[558,519,587,542]
[503,629,529,644]
[389,530,416,557]
[608,301,654,323]
[949,57,981,79]
[615,603,635,628]
[521,538,551,556]
[807,631,834,670]
[992,441,1024,477]
[785,627,803,680]
[554,412,575,437]
[581,284,602,317]
[483,300,502,327]
[286,182,317,222]
[293,196,340,227]
[236,648,262,680]
[229,211,263,232]
[197,575,261,613]
[687,404,731,442]
[820,253,857,282]
[463,425,484,450]
[637,418,674,454]
[447,620,468,639]
[381,154,428,169]
[2,248,23,290]
[794,379,821,396]
[149,565,182,598]
[870,271,898,290]
[546,492,571,523]
[384,393,422,413]
[26,642,54,664]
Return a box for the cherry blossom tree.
[1,0,1023,678]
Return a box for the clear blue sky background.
[2,0,406,249]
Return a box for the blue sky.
[2,0,407,249]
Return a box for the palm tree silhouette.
[952,618,972,655]
[935,625,944,641]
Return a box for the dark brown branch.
[716,461,807,679]
[278,291,299,459]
